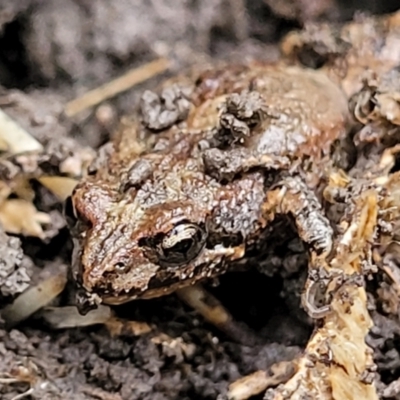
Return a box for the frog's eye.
[114,262,129,274]
[157,222,207,267]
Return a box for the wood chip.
[228,362,295,400]
[40,305,112,329]
[0,108,43,154]
[38,176,78,201]
[1,272,68,328]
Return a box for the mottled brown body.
[69,63,350,307]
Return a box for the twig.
[177,284,261,345]
[40,305,112,329]
[65,58,170,117]
[0,378,20,384]
[228,362,295,400]
[1,272,68,328]
[11,388,34,400]
[81,386,123,400]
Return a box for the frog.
[67,63,351,313]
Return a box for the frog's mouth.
[76,244,245,310]
[75,263,219,310]
[89,254,235,306]
[100,276,203,305]
[74,264,206,310]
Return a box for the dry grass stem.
[1,272,68,328]
[40,305,112,329]
[65,58,170,117]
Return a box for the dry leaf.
[0,199,51,238]
[38,176,78,201]
[0,108,43,154]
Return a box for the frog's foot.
[301,266,345,319]
[203,147,291,181]
[176,284,262,346]
[301,279,332,319]
[263,176,333,257]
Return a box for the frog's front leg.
[263,176,333,257]
[203,147,291,181]
[203,147,332,255]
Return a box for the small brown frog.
[68,63,350,312]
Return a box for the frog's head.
[67,161,241,311]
